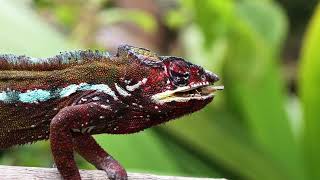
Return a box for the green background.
[0,0,319,179]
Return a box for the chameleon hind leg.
[73,135,127,180]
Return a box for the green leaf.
[165,108,288,180]
[236,0,287,51]
[299,3,320,180]
[223,1,304,179]
[182,0,234,48]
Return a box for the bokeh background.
[0,0,320,179]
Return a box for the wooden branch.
[0,165,226,180]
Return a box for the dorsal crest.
[0,50,110,71]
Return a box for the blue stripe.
[0,83,117,104]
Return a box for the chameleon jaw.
[151,82,224,105]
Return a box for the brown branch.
[0,165,226,180]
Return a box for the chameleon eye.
[169,60,190,87]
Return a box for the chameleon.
[0,45,223,180]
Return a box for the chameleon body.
[0,45,223,180]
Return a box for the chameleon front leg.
[50,105,84,180]
[50,103,108,180]
[73,135,127,180]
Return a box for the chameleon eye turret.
[168,59,191,87]
[0,45,223,180]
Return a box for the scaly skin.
[0,45,223,180]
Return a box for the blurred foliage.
[0,0,320,180]
[299,4,320,179]
[99,8,157,33]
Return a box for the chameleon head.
[117,45,223,119]
[151,56,223,104]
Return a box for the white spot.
[86,84,118,100]
[81,98,87,102]
[99,115,105,119]
[92,96,100,101]
[115,83,131,97]
[30,125,36,128]
[124,79,132,84]
[132,103,138,106]
[155,106,159,109]
[126,78,148,91]
[100,104,111,110]
[139,105,143,108]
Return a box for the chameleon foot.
[72,134,127,180]
[99,156,128,180]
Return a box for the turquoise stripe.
[19,89,51,103]
[0,83,116,104]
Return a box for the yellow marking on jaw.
[151,86,192,101]
[151,85,224,104]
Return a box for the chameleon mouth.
[151,82,224,104]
